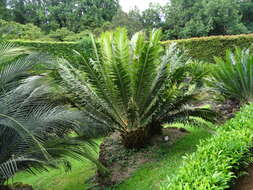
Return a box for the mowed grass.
[11,139,102,190]
[11,126,212,190]
[111,125,213,190]
[12,158,96,190]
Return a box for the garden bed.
[97,127,188,187]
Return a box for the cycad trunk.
[121,121,162,149]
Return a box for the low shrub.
[0,19,44,40]
[161,103,253,190]
[47,27,75,41]
[163,34,253,63]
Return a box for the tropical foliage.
[0,42,100,185]
[57,28,215,149]
[209,47,253,103]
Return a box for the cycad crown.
[59,28,215,149]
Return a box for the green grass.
[111,126,212,190]
[11,140,103,190]
[12,158,96,190]
[11,126,212,190]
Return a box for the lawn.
[12,158,96,190]
[11,126,212,190]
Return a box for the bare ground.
[97,127,188,188]
[231,164,253,190]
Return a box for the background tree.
[6,0,119,32]
[141,3,163,30]
[240,0,253,32]
[0,0,10,20]
[163,0,250,39]
[110,8,144,37]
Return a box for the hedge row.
[163,33,253,63]
[9,33,253,64]
[9,39,94,67]
[161,103,253,190]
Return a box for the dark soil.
[214,99,241,122]
[97,127,188,188]
[231,164,253,190]
[0,183,33,190]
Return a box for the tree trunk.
[121,121,163,149]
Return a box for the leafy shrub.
[163,34,253,63]
[0,19,44,40]
[57,28,215,149]
[63,30,90,41]
[209,47,253,103]
[48,27,75,41]
[161,103,253,190]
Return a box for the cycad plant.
[0,42,101,185]
[58,29,215,149]
[210,47,253,104]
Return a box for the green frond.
[57,29,215,149]
[0,42,103,183]
[210,47,253,103]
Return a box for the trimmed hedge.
[161,103,253,190]
[163,34,253,63]
[9,39,94,67]
[9,33,253,65]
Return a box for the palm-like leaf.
[58,29,215,148]
[0,42,100,184]
[209,47,253,103]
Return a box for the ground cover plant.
[0,42,102,188]
[57,28,215,150]
[161,103,253,190]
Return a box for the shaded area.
[231,164,253,190]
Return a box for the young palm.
[209,47,253,104]
[0,42,102,185]
[58,29,215,149]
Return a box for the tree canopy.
[1,0,253,40]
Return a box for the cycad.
[0,42,101,185]
[58,29,215,149]
[210,47,253,104]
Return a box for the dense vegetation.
[1,0,253,188]
[1,0,253,41]
[162,103,253,190]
